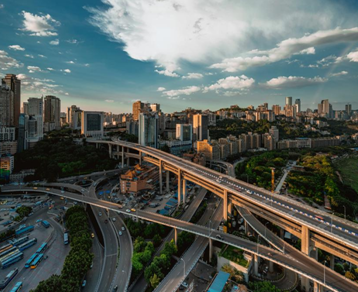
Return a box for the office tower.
[285,105,296,118]
[22,102,28,115]
[176,124,193,141]
[269,126,279,142]
[28,97,43,116]
[346,103,352,116]
[285,96,292,106]
[295,99,301,113]
[17,113,28,153]
[138,112,159,148]
[192,114,208,142]
[81,111,104,138]
[318,103,323,114]
[126,120,139,136]
[272,105,281,116]
[0,83,14,126]
[67,105,81,126]
[263,103,268,109]
[133,101,144,121]
[27,115,43,146]
[44,95,61,132]
[2,74,21,127]
[0,126,17,155]
[150,103,160,113]
[72,109,82,129]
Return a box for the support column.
[330,254,335,270]
[301,226,310,255]
[159,160,163,195]
[166,171,170,192]
[174,228,178,246]
[269,261,274,273]
[182,179,186,204]
[178,172,182,205]
[253,254,259,275]
[209,238,213,263]
[280,228,285,239]
[121,147,124,168]
[301,277,310,292]
[244,220,248,234]
[109,145,112,158]
[223,190,228,221]
[313,282,323,292]
[228,200,232,216]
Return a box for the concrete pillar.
[253,254,259,275]
[166,171,170,192]
[280,228,285,239]
[301,226,310,255]
[121,147,124,168]
[228,200,232,216]
[330,254,335,270]
[269,261,274,273]
[126,148,130,166]
[313,282,323,292]
[223,190,228,221]
[182,179,186,204]
[174,228,178,245]
[178,172,182,205]
[209,238,213,263]
[159,160,163,194]
[301,277,310,292]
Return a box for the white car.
[121,226,125,231]
[181,282,188,288]
[112,217,116,222]
[126,209,131,213]
[119,231,123,236]
[99,212,102,216]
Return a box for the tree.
[150,273,161,288]
[248,281,280,292]
[153,234,162,247]
[345,271,356,281]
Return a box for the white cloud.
[47,67,54,71]
[65,92,69,96]
[162,86,201,98]
[0,50,23,70]
[66,39,78,44]
[87,1,358,72]
[263,76,327,89]
[63,69,71,73]
[211,27,358,72]
[105,99,114,103]
[38,54,46,58]
[298,47,315,55]
[0,4,4,9]
[66,61,75,64]
[155,69,180,77]
[21,11,60,37]
[182,73,203,79]
[25,54,34,58]
[49,39,59,45]
[84,63,90,67]
[347,50,358,62]
[331,71,348,77]
[157,87,166,92]
[27,66,43,73]
[17,74,67,95]
[8,45,25,51]
[204,75,255,92]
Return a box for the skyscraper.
[272,105,281,115]
[285,96,292,106]
[2,74,21,127]
[22,102,29,115]
[138,112,159,148]
[346,103,352,116]
[133,101,144,121]
[295,99,301,113]
[0,83,14,126]
[176,124,193,141]
[150,103,160,113]
[44,95,61,132]
[192,114,208,142]
[28,97,43,116]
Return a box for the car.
[91,232,95,238]
[104,219,108,224]
[119,231,123,236]
[126,209,131,213]
[121,226,125,231]
[216,235,223,240]
[90,262,93,269]
[82,280,87,287]
[46,188,50,191]
[130,208,136,212]
[60,197,64,200]
[61,190,65,194]
[99,212,102,216]
[181,282,188,288]
[113,285,118,291]
[112,217,116,222]
[36,219,42,223]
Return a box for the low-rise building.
[120,164,158,194]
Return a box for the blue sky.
[0,0,358,113]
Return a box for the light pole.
[209,219,212,237]
[323,260,327,285]
[180,258,185,280]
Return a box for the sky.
[0,0,358,113]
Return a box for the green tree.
[150,273,161,289]
[248,281,280,292]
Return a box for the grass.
[219,245,248,268]
[336,156,358,193]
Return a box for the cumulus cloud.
[47,67,54,71]
[38,54,46,58]
[17,74,67,96]
[25,54,34,58]
[263,76,327,89]
[347,50,358,62]
[105,99,114,102]
[331,71,348,77]
[21,11,60,37]
[204,75,255,92]
[8,45,25,51]
[0,50,23,71]
[211,27,358,72]
[162,86,201,98]
[62,69,71,73]
[157,87,166,92]
[66,39,78,44]
[182,73,203,79]
[66,61,75,64]
[0,4,4,9]
[87,0,358,72]
[49,39,59,45]
[155,69,180,77]
[27,66,43,73]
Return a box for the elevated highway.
[2,187,357,292]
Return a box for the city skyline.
[0,0,358,113]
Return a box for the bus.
[0,246,16,258]
[0,244,13,254]
[0,248,19,263]
[18,238,37,252]
[0,268,18,289]
[41,220,50,228]
[36,243,47,254]
[30,253,44,269]
[10,281,22,292]
[25,253,38,268]
[9,236,29,246]
[1,253,23,269]
[64,233,69,245]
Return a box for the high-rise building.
[269,126,279,142]
[67,105,81,127]
[138,112,159,148]
[192,114,208,141]
[27,115,43,146]
[133,101,144,121]
[28,97,43,116]
[346,103,352,116]
[81,111,104,138]
[272,105,281,116]
[285,96,292,106]
[150,103,160,113]
[0,83,14,126]
[295,99,301,113]
[44,95,61,132]
[17,114,28,153]
[22,102,28,115]
[2,74,21,127]
[176,124,192,141]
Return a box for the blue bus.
[25,253,38,268]
[0,268,18,289]
[10,281,22,292]
[36,243,47,254]
[18,238,37,252]
[64,233,69,245]
[41,220,50,228]
[1,253,23,269]
[30,253,44,269]
[9,236,29,247]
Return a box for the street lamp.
[180,258,186,280]
[323,260,327,285]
